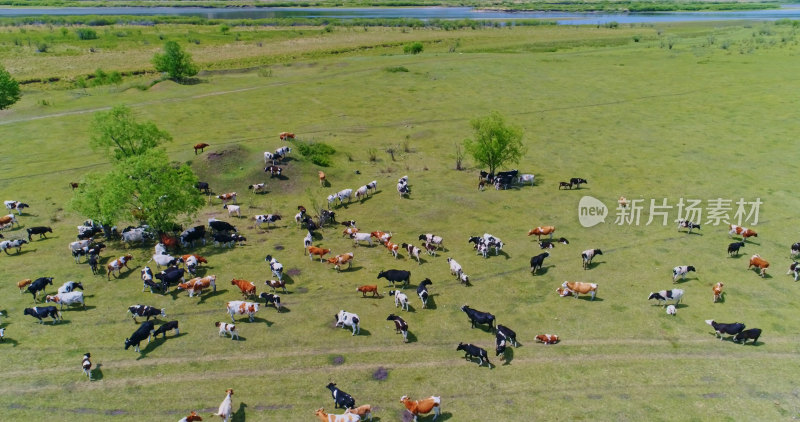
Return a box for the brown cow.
[748,254,769,277]
[230,279,256,298]
[307,246,331,262]
[528,226,555,240]
[357,285,380,298]
[557,281,598,300]
[400,395,441,421]
[193,143,209,154]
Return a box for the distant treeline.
[0,15,556,29]
[0,0,782,12]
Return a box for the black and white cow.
[57,281,84,294]
[530,252,550,274]
[255,214,281,229]
[155,266,185,286]
[213,233,246,247]
[539,241,555,249]
[672,265,696,283]
[180,225,206,247]
[127,305,166,323]
[677,219,701,233]
[150,320,179,340]
[417,278,432,309]
[792,242,800,258]
[728,241,745,256]
[4,200,29,215]
[787,262,800,281]
[733,328,761,345]
[705,320,746,341]
[26,226,52,241]
[121,227,151,245]
[581,248,603,270]
[27,277,53,302]
[125,321,154,353]
[0,238,27,254]
[387,314,408,343]
[265,165,282,177]
[460,305,495,332]
[259,292,282,311]
[265,255,284,281]
[23,306,61,324]
[495,324,518,357]
[648,289,684,306]
[569,177,588,188]
[456,342,492,367]
[88,253,99,275]
[326,383,355,409]
[208,219,237,233]
[377,269,411,288]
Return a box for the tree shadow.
[232,402,247,422]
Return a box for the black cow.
[417,278,432,308]
[495,325,519,357]
[728,241,745,256]
[180,225,206,247]
[125,320,154,353]
[259,293,282,311]
[570,177,588,188]
[26,226,52,241]
[88,253,99,275]
[460,305,495,332]
[705,320,746,340]
[456,342,492,367]
[23,306,61,324]
[150,320,179,340]
[530,252,550,274]
[213,233,246,247]
[208,220,236,233]
[195,181,210,194]
[155,267,185,286]
[128,305,166,323]
[558,237,570,245]
[733,328,762,345]
[377,269,411,289]
[27,277,53,302]
[326,383,355,409]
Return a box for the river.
[1,5,800,25]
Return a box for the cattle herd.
[0,133,786,420]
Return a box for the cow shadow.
[279,274,295,285]
[270,305,289,313]
[744,240,760,246]
[673,277,697,284]
[472,324,495,334]
[250,316,272,327]
[76,305,97,312]
[577,296,603,302]
[91,363,104,381]
[338,265,363,273]
[463,356,493,369]
[585,261,603,270]
[0,338,19,347]
[356,328,371,336]
[232,402,247,422]
[532,265,554,276]
[198,289,227,304]
[9,249,35,256]
[424,295,438,310]
[728,254,744,259]
[405,331,418,343]
[501,347,515,365]
[494,250,511,260]
[135,341,163,359]
[751,271,771,279]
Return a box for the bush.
[297,141,336,167]
[75,28,98,40]
[385,66,409,73]
[403,42,423,54]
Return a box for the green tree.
[0,65,21,110]
[71,149,204,232]
[90,105,172,161]
[152,41,198,82]
[463,111,526,176]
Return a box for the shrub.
[220,24,230,34]
[75,28,98,40]
[403,42,423,54]
[384,66,409,73]
[297,141,336,167]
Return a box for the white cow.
[336,188,353,204]
[224,204,241,218]
[213,389,234,422]
[45,291,85,310]
[355,185,369,201]
[447,257,462,277]
[335,310,360,336]
[390,290,409,311]
[350,232,372,247]
[148,254,181,269]
[226,301,259,323]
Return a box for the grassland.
[2,19,800,421]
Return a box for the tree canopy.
[71,149,204,232]
[0,65,21,110]
[463,111,526,176]
[152,41,198,82]
[90,105,172,161]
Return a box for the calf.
[88,253,99,275]
[418,233,444,250]
[389,290,409,311]
[259,292,282,311]
[530,252,550,274]
[195,181,210,194]
[180,412,202,422]
[377,269,410,288]
[748,254,769,277]
[648,289,684,306]
[209,219,237,233]
[728,241,745,256]
[570,177,588,188]
[334,310,360,336]
[124,321,154,353]
[355,185,368,201]
[705,320,746,341]
[535,334,560,345]
[265,279,287,293]
[326,383,356,409]
[0,238,27,254]
[384,241,400,258]
[357,285,380,298]
[581,248,603,270]
[387,314,408,343]
[213,233,246,247]
[0,214,18,227]
[517,173,535,185]
[81,353,92,380]
[265,165,282,177]
[713,282,724,303]
[127,304,165,322]
[350,232,373,247]
[787,261,800,281]
[733,328,762,345]
[215,321,239,340]
[213,389,234,422]
[672,265,696,283]
[666,305,677,315]
[423,242,437,256]
[345,405,373,421]
[303,232,313,253]
[279,131,295,140]
[559,181,572,189]
[231,279,256,298]
[17,278,32,293]
[417,278,432,309]
[791,242,800,258]
[23,306,61,324]
[456,342,492,367]
[539,241,555,249]
[26,226,52,241]
[460,305,495,331]
[150,320,179,339]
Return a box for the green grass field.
[2,20,800,421]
